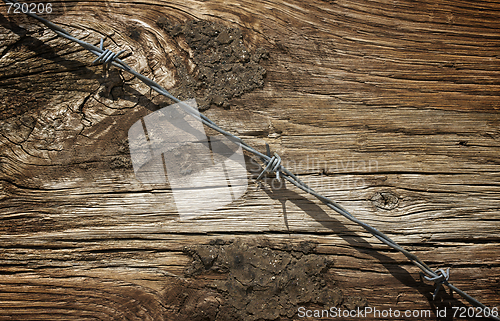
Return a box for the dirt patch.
[156,18,268,110]
[162,238,365,321]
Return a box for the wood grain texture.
[1,0,499,320]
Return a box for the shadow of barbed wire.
[256,177,490,320]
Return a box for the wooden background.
[1,0,499,320]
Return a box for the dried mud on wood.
[155,18,268,110]
[166,238,364,321]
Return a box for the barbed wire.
[2,0,498,318]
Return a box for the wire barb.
[91,38,126,75]
[257,144,282,181]
[423,268,451,300]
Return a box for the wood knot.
[371,191,399,210]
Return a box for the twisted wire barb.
[423,268,450,300]
[3,1,498,318]
[257,146,282,181]
[92,38,126,74]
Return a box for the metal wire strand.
[3,2,497,319]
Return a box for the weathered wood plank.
[1,0,499,319]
